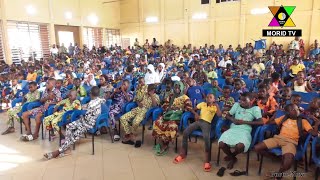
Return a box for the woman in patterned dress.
[109,79,134,141]
[152,81,192,155]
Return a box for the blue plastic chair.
[292,91,319,104]
[58,103,111,155]
[312,136,320,180]
[216,118,261,175]
[181,114,220,160]
[140,106,161,144]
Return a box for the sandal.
[113,135,120,141]
[21,134,34,141]
[57,152,71,158]
[156,146,168,156]
[173,155,185,164]
[122,140,135,145]
[217,167,226,177]
[203,163,212,172]
[153,144,161,154]
[230,170,246,176]
[134,140,142,148]
[43,152,53,160]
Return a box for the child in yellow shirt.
[173,94,221,172]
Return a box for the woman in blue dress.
[218,92,263,169]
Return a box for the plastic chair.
[140,107,161,144]
[312,136,320,180]
[58,103,111,155]
[292,91,319,103]
[216,118,261,175]
[181,113,220,160]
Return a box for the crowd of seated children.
[0,37,319,177]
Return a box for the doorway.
[58,31,74,47]
[54,25,80,47]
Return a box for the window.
[216,0,239,3]
[7,21,50,63]
[0,21,5,62]
[105,29,121,48]
[82,27,103,50]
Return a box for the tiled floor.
[0,112,315,180]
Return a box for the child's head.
[309,97,320,109]
[186,78,194,87]
[239,92,252,108]
[271,72,280,82]
[174,83,182,95]
[297,71,305,79]
[73,78,81,87]
[234,79,242,90]
[147,84,156,94]
[28,81,37,92]
[282,86,292,96]
[121,79,130,91]
[226,63,232,70]
[68,90,77,101]
[56,80,63,89]
[285,104,300,118]
[28,66,34,73]
[211,79,218,87]
[222,85,231,97]
[46,78,56,90]
[138,77,145,86]
[90,86,100,98]
[206,94,215,104]
[290,94,302,105]
[99,75,107,86]
[258,84,268,98]
[165,79,173,91]
[11,79,18,86]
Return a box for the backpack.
[277,115,306,144]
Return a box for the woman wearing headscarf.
[152,81,192,155]
[144,64,157,85]
[155,63,166,83]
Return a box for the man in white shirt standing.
[50,44,58,58]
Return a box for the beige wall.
[3,0,120,28]
[120,0,320,51]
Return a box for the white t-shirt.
[50,48,58,55]
[218,60,232,68]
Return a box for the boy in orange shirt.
[26,66,37,82]
[254,104,320,179]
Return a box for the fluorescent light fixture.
[250,7,269,15]
[88,14,98,25]
[192,13,207,19]
[146,16,158,23]
[65,11,72,20]
[25,5,36,15]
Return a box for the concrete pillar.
[160,0,165,43]
[239,0,247,46]
[0,0,12,64]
